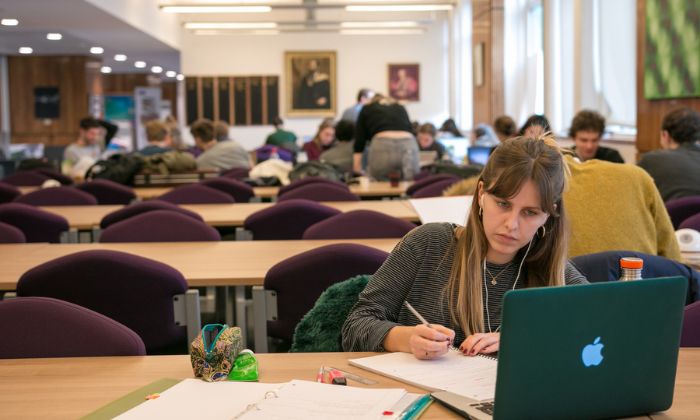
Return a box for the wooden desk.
[1,350,698,419]
[40,201,419,230]
[0,239,400,291]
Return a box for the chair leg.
[252,286,269,353]
[173,289,202,350]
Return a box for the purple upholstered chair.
[0,182,21,204]
[410,178,460,198]
[405,173,459,196]
[221,167,250,180]
[100,210,220,242]
[100,200,203,229]
[0,203,69,243]
[17,250,197,354]
[665,196,700,229]
[1,171,51,186]
[158,184,234,204]
[253,243,389,351]
[303,210,417,240]
[244,199,341,240]
[681,301,700,347]
[278,177,349,197]
[0,297,146,358]
[0,221,26,243]
[14,186,98,206]
[76,179,136,204]
[201,178,254,203]
[34,169,73,185]
[679,213,700,232]
[277,183,359,202]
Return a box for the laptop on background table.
[434,277,687,420]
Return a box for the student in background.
[494,115,517,142]
[265,117,299,153]
[165,115,185,151]
[321,120,355,173]
[569,110,624,163]
[472,124,500,147]
[304,119,336,161]
[192,119,250,171]
[416,123,446,160]
[138,120,172,156]
[62,117,117,175]
[343,136,587,359]
[437,118,463,138]
[638,107,700,202]
[341,88,374,123]
[518,114,551,138]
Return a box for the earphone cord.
[483,236,535,333]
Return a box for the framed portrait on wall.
[388,63,420,102]
[285,51,336,116]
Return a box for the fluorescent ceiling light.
[114,54,127,61]
[134,61,147,68]
[341,21,420,28]
[165,70,177,77]
[161,6,271,13]
[340,29,424,35]
[18,47,33,54]
[46,33,63,40]
[176,74,185,81]
[100,66,112,74]
[1,19,19,26]
[151,66,163,74]
[346,4,452,12]
[90,47,104,54]
[185,22,277,29]
[193,29,281,35]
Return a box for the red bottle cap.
[620,257,643,269]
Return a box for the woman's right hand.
[409,324,455,360]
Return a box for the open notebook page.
[409,195,472,226]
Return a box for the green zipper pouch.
[190,324,243,382]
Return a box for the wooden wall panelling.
[218,77,231,123]
[233,77,247,125]
[266,76,280,124]
[472,0,504,126]
[635,0,700,155]
[250,77,263,125]
[201,77,214,120]
[185,77,198,124]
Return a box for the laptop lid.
[494,277,687,420]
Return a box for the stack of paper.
[409,195,473,226]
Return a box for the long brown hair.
[446,135,570,335]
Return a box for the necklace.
[484,263,510,286]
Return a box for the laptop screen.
[467,146,495,166]
[437,137,469,165]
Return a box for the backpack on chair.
[289,161,345,183]
[85,154,144,185]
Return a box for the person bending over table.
[342,135,588,359]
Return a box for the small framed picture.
[285,51,337,117]
[388,63,420,102]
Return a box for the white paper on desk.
[115,379,282,420]
[239,380,408,420]
[350,350,497,401]
[409,195,472,226]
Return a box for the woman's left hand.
[459,332,500,356]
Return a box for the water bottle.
[619,257,643,281]
[270,146,280,160]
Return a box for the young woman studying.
[342,136,588,359]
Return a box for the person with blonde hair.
[138,120,172,156]
[343,135,587,359]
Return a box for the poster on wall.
[644,0,700,99]
[285,51,336,117]
[388,63,420,102]
[105,95,135,153]
[134,87,161,151]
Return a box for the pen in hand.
[403,301,455,349]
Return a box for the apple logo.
[581,337,604,367]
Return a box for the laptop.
[467,146,495,166]
[419,150,438,167]
[433,277,687,420]
[438,137,469,165]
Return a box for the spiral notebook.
[349,350,497,401]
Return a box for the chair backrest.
[681,300,700,347]
[571,250,700,303]
[158,184,234,204]
[665,196,700,229]
[0,182,21,204]
[679,213,700,231]
[290,274,370,352]
[410,178,460,198]
[17,250,189,354]
[278,177,348,197]
[0,221,26,243]
[303,210,417,239]
[244,199,341,240]
[1,171,50,186]
[14,186,98,206]
[100,210,220,242]
[76,179,136,204]
[34,168,73,185]
[405,173,459,196]
[0,297,146,358]
[0,203,69,243]
[277,183,359,202]
[100,200,203,229]
[220,167,250,180]
[200,177,254,203]
[264,244,388,342]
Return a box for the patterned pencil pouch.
[190,324,243,382]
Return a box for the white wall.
[180,21,451,150]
